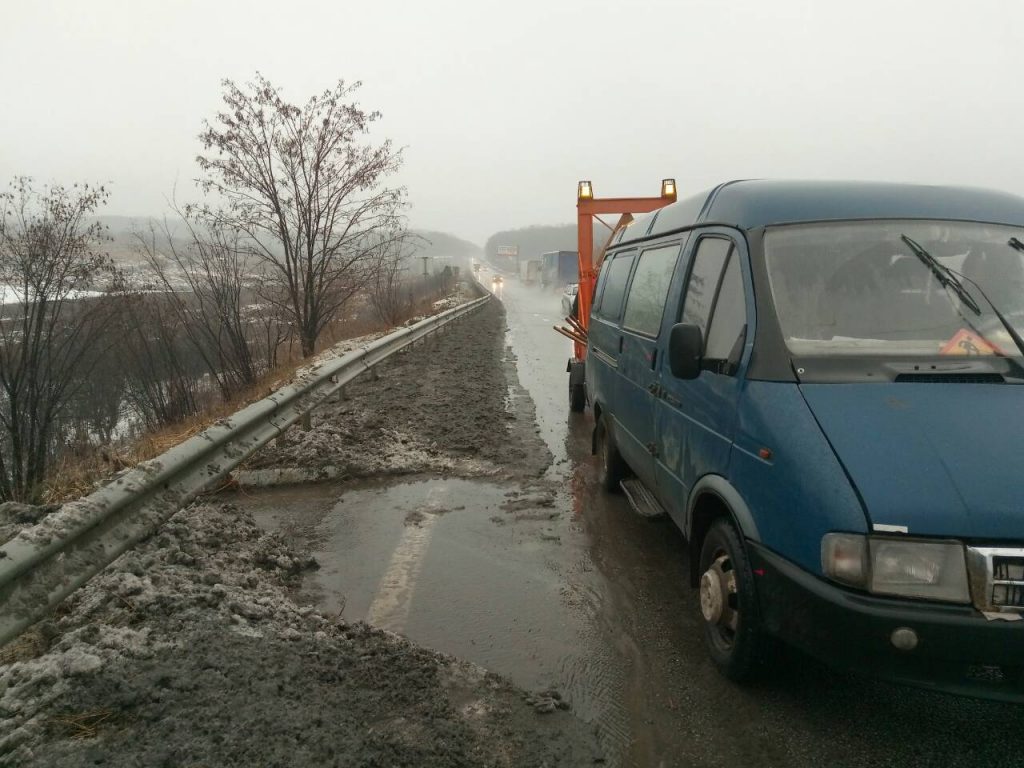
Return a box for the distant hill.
[93,215,159,232]
[89,216,181,265]
[87,217,481,271]
[407,229,481,270]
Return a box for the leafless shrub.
[117,292,208,431]
[132,212,261,399]
[371,231,428,327]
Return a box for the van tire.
[569,382,586,412]
[698,518,763,681]
[595,413,627,492]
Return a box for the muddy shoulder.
[243,298,553,483]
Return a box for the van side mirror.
[668,323,703,379]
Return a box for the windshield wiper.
[900,234,1024,360]
[900,234,981,315]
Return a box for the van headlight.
[822,534,970,604]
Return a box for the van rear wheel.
[698,518,763,681]
[595,413,627,492]
[569,382,586,412]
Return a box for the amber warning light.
[577,180,593,201]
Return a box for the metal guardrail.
[0,292,492,646]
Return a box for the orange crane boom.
[558,179,677,412]
[574,180,678,358]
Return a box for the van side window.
[705,252,747,370]
[621,244,680,337]
[591,257,612,314]
[595,252,635,321]
[681,237,731,336]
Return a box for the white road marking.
[365,486,445,632]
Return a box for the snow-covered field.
[0,284,105,306]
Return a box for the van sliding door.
[587,251,635,439]
[613,243,683,489]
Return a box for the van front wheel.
[698,518,763,681]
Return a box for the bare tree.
[196,74,406,357]
[0,178,118,502]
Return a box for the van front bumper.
[749,542,1024,702]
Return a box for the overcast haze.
[2,0,1022,243]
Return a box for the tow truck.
[555,179,678,411]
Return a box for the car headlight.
[822,534,970,604]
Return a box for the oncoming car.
[586,179,1024,701]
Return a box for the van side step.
[620,478,667,518]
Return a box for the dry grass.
[0,628,46,665]
[50,709,117,740]
[40,293,449,505]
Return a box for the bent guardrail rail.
[0,292,492,646]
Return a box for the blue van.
[586,180,1024,700]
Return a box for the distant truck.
[519,258,542,285]
[541,250,577,289]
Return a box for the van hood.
[799,383,1024,540]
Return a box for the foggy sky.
[3,0,1022,244]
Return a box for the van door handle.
[647,382,660,396]
[618,336,624,353]
[650,349,658,370]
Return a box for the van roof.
[615,180,1024,245]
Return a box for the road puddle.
[247,474,625,753]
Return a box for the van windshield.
[764,220,1024,359]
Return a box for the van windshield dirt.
[764,220,1024,360]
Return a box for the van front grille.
[992,556,1024,609]
[967,547,1024,611]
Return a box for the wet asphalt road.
[249,271,1024,767]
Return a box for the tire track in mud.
[494,284,637,767]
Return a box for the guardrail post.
[301,411,312,431]
[276,424,290,445]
